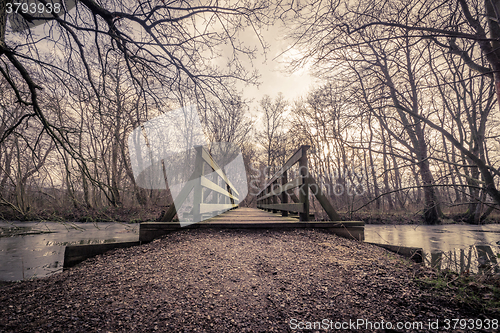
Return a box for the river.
[0,221,138,281]
[1,222,499,281]
[365,224,500,273]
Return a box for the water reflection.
[428,245,500,274]
[365,224,500,274]
[2,222,499,280]
[0,221,138,281]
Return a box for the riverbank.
[351,211,500,225]
[0,228,498,332]
[3,205,500,225]
[0,206,163,224]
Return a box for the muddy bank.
[0,229,497,332]
[350,212,500,225]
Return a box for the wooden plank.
[366,243,423,263]
[200,176,237,200]
[271,180,278,213]
[192,147,205,222]
[139,223,180,242]
[141,208,365,243]
[257,177,302,201]
[326,226,364,241]
[298,149,309,221]
[281,170,288,217]
[158,179,196,222]
[288,190,299,203]
[64,241,141,268]
[207,217,299,222]
[227,183,235,205]
[160,145,241,222]
[256,146,306,196]
[158,148,205,222]
[257,203,304,213]
[200,203,238,214]
[201,148,239,196]
[308,176,341,221]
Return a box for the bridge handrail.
[256,145,309,197]
[199,146,239,197]
[159,145,239,222]
[256,145,341,222]
[256,145,310,220]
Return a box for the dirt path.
[0,229,495,332]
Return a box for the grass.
[416,268,500,316]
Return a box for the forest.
[1,0,500,226]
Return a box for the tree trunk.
[381,127,393,211]
[368,115,380,209]
[419,158,440,224]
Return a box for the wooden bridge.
[65,145,428,270]
[139,145,364,242]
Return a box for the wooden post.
[213,172,220,215]
[219,175,224,209]
[192,146,204,222]
[265,186,270,212]
[268,186,272,212]
[222,167,234,207]
[308,176,341,221]
[299,145,310,221]
[227,182,234,205]
[272,180,278,213]
[281,170,288,217]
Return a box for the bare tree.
[201,96,253,147]
[285,0,500,222]
[289,83,363,209]
[426,40,498,223]
[256,93,289,178]
[0,0,271,175]
[0,0,277,218]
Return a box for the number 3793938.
[6,1,63,15]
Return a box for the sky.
[232,23,316,114]
[6,3,317,124]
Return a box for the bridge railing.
[256,145,341,222]
[159,145,239,222]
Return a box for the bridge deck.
[204,207,300,223]
[139,207,364,242]
[65,209,426,269]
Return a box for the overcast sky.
[8,5,316,120]
[234,22,316,115]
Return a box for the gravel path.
[0,229,494,332]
